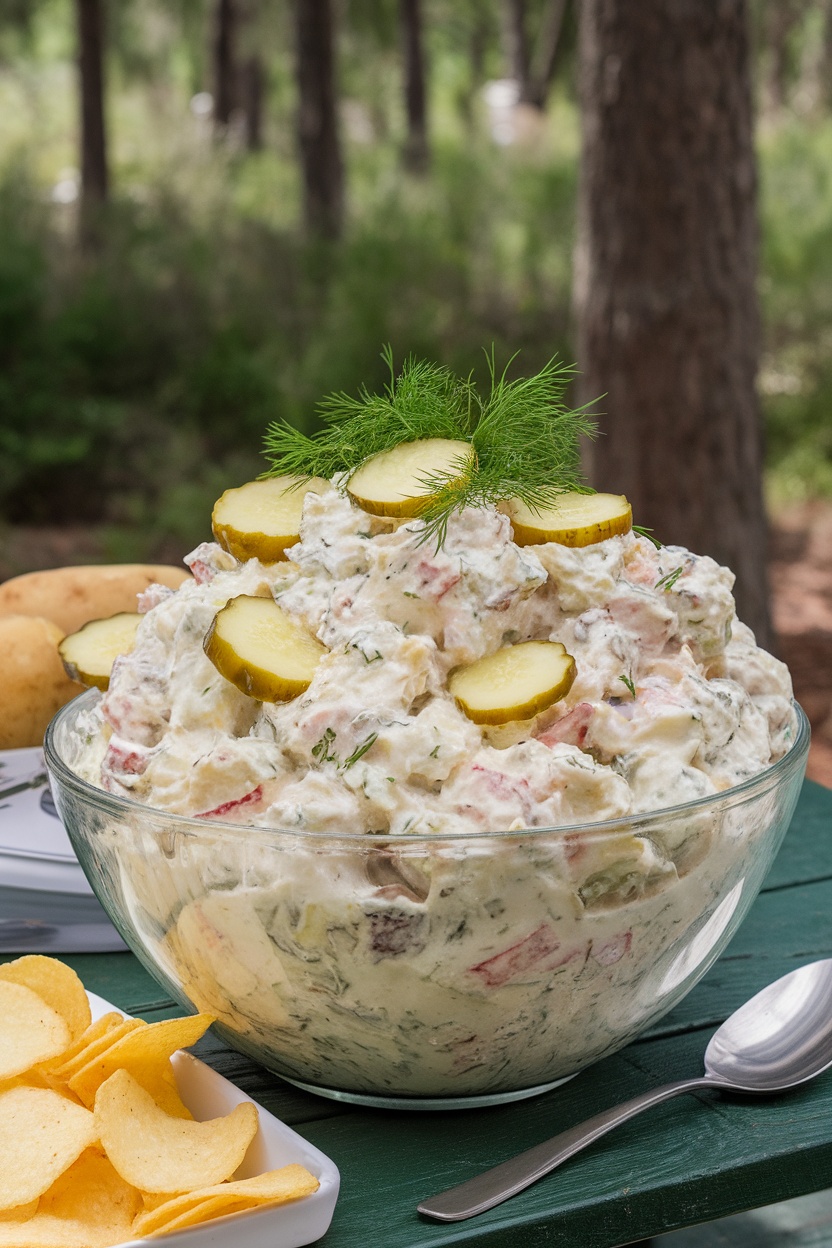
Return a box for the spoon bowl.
[704,959,832,1092]
[419,959,832,1222]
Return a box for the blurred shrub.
[0,134,576,548]
[759,116,832,502]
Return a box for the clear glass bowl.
[45,692,810,1110]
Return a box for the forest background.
[1,0,831,782]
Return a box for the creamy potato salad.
[66,485,801,1097]
[76,486,793,832]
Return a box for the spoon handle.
[417,1075,715,1222]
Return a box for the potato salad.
[75,486,793,834]
[63,466,801,1099]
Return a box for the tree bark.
[527,0,568,111]
[504,0,533,101]
[399,0,429,171]
[573,0,772,644]
[213,0,237,132]
[294,0,344,239]
[822,0,832,110]
[75,0,108,230]
[241,54,264,150]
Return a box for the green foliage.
[759,114,832,501]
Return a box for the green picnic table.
[5,778,832,1248]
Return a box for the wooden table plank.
[762,780,832,891]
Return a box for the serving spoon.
[418,958,832,1222]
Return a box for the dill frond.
[263,346,472,481]
[655,565,685,591]
[262,345,598,547]
[418,350,597,545]
[619,673,636,698]
[633,524,662,550]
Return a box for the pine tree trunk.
[573,0,772,644]
[75,0,108,235]
[294,0,344,239]
[241,54,264,150]
[213,0,237,132]
[399,0,429,171]
[528,0,568,111]
[457,11,489,132]
[822,0,832,110]
[504,0,533,101]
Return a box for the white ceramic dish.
[85,993,340,1248]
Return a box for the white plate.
[85,993,340,1248]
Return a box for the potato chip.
[0,957,91,1042]
[95,1068,258,1194]
[41,1013,125,1073]
[131,1164,320,1238]
[0,1069,55,1095]
[0,1151,138,1246]
[68,1013,213,1116]
[137,1194,256,1237]
[39,1148,141,1236]
[0,1204,132,1248]
[0,1198,38,1222]
[49,1017,143,1082]
[0,1218,95,1246]
[0,1086,97,1209]
[0,983,70,1079]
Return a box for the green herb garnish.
[311,726,338,763]
[352,643,383,664]
[343,732,379,769]
[655,565,685,592]
[263,346,597,548]
[619,673,636,698]
[633,524,662,550]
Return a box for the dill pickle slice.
[346,438,475,518]
[203,595,326,702]
[212,476,330,564]
[504,491,632,547]
[58,613,142,691]
[448,641,577,726]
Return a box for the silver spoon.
[418,959,832,1222]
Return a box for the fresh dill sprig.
[262,345,597,547]
[343,732,379,769]
[632,524,662,550]
[262,345,473,481]
[619,673,636,698]
[655,565,685,592]
[311,726,338,764]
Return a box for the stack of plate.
[0,746,125,953]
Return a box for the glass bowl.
[45,691,810,1110]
